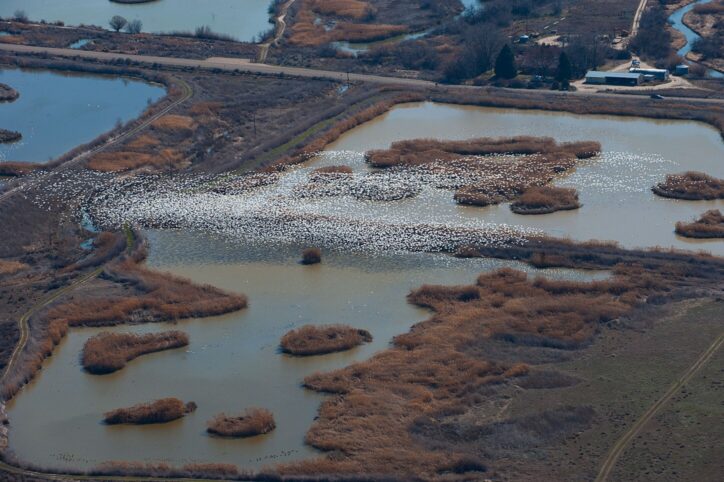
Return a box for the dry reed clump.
[87,149,186,172]
[675,210,724,238]
[0,128,21,144]
[103,397,197,425]
[280,325,372,356]
[45,258,248,328]
[365,137,598,208]
[365,137,601,168]
[0,82,19,102]
[0,259,28,276]
[206,408,276,438]
[282,264,684,478]
[652,171,724,200]
[82,330,189,374]
[301,247,322,265]
[510,186,581,214]
[151,114,195,133]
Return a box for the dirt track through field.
[594,330,724,481]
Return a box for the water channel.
[0,0,273,42]
[0,68,165,163]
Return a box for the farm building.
[585,71,643,86]
[629,68,670,81]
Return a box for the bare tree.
[109,15,127,32]
[125,19,143,34]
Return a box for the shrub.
[82,331,189,374]
[280,324,372,356]
[0,259,28,276]
[207,408,276,437]
[675,210,724,239]
[103,398,196,425]
[510,186,581,214]
[652,171,723,200]
[301,247,322,265]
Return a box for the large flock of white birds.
[24,148,671,255]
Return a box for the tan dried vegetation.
[103,398,197,425]
[280,324,372,356]
[206,408,276,438]
[82,330,189,374]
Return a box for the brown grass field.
[151,114,195,133]
[309,0,374,19]
[206,408,276,438]
[288,0,408,46]
[301,247,323,265]
[510,186,581,215]
[652,171,724,200]
[675,209,724,238]
[82,330,189,374]
[104,398,197,425]
[280,325,372,356]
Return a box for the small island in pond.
[281,324,372,356]
[103,398,197,425]
[652,171,723,200]
[207,408,276,438]
[675,210,724,239]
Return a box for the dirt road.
[630,0,649,39]
[594,330,724,482]
[2,43,721,105]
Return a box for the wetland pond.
[6,236,606,470]
[7,101,723,471]
[0,0,274,42]
[0,68,165,164]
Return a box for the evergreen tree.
[556,51,572,82]
[494,44,517,79]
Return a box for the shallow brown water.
[6,235,606,471]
